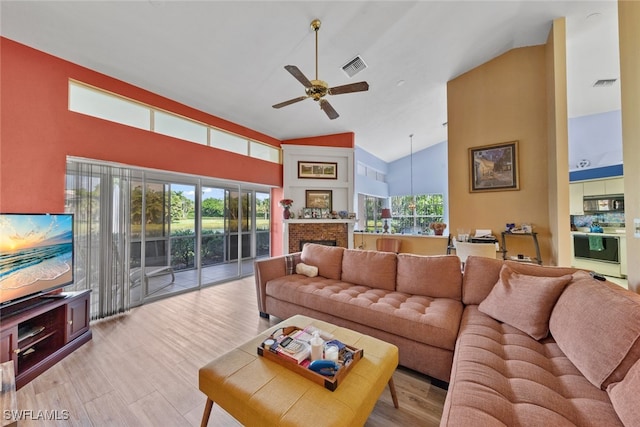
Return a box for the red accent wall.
[0,38,355,257]
[270,187,284,255]
[283,132,355,148]
[0,37,282,213]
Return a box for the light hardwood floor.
[13,277,446,426]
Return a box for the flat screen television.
[0,213,74,307]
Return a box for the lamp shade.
[381,208,392,219]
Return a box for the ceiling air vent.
[576,159,591,169]
[593,79,617,87]
[341,55,367,78]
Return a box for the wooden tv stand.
[0,290,92,389]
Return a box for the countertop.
[354,231,448,239]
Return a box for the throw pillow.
[284,253,301,275]
[607,360,640,427]
[478,264,572,340]
[295,262,318,277]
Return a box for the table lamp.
[381,208,392,233]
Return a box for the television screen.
[0,213,74,306]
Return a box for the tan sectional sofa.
[442,256,640,426]
[255,244,640,426]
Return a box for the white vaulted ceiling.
[0,1,620,162]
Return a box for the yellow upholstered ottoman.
[199,315,399,427]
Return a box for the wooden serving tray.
[257,326,363,391]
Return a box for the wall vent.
[593,79,617,87]
[341,55,367,78]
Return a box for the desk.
[501,232,542,265]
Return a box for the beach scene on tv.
[0,214,73,301]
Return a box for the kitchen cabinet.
[571,178,624,216]
[583,180,605,196]
[605,177,624,195]
[569,183,584,215]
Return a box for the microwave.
[583,195,624,213]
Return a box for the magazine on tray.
[269,326,333,365]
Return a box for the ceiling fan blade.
[328,81,369,95]
[319,99,339,120]
[284,65,312,88]
[272,96,309,109]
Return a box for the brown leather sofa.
[255,244,640,426]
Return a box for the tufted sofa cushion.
[341,249,397,291]
[301,243,344,281]
[265,275,463,351]
[441,306,624,426]
[396,254,462,299]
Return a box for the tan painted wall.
[447,45,554,264]
[546,18,572,267]
[619,0,640,293]
[353,233,449,255]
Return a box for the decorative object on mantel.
[430,222,447,236]
[298,161,338,179]
[381,208,392,233]
[469,140,519,192]
[279,199,294,220]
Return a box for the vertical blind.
[65,160,131,319]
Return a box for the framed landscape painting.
[469,141,519,192]
[298,161,338,179]
[305,190,332,210]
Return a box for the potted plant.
[429,222,447,236]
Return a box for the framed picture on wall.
[305,190,332,210]
[298,161,338,179]
[469,141,519,192]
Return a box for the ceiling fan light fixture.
[272,18,370,120]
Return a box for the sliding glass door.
[67,158,271,311]
[256,191,270,258]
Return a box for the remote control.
[590,271,606,281]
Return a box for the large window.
[363,195,386,233]
[66,158,272,314]
[390,194,444,234]
[68,80,280,163]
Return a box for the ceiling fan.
[272,19,369,120]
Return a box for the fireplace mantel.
[283,219,357,254]
[283,219,356,224]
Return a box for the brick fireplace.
[284,220,355,254]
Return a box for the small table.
[199,315,399,427]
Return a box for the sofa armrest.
[254,254,293,316]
